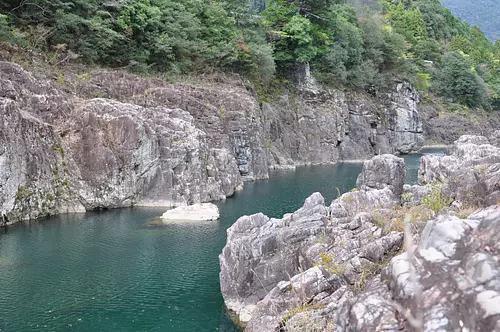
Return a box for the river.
[0,149,444,331]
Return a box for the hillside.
[0,0,499,110]
[441,0,500,41]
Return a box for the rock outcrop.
[0,97,85,225]
[0,61,424,225]
[263,82,424,167]
[419,134,500,206]
[161,203,220,221]
[220,135,500,331]
[356,154,405,197]
[419,104,500,145]
[0,62,244,225]
[219,155,406,327]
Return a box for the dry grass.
[371,205,433,233]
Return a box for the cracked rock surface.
[220,136,500,331]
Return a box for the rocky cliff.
[419,103,500,145]
[0,61,424,225]
[219,134,500,331]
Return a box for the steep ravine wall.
[0,61,424,225]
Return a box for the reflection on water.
[0,152,437,331]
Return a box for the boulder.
[219,193,329,324]
[356,154,406,197]
[161,203,220,221]
[383,206,500,331]
[419,135,500,207]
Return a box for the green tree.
[433,52,489,107]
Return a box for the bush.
[422,183,453,213]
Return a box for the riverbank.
[0,153,437,331]
[220,134,500,331]
[1,60,426,226]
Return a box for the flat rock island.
[161,203,220,222]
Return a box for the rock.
[489,130,500,147]
[454,135,490,146]
[161,203,220,221]
[219,193,329,324]
[0,98,83,224]
[220,169,405,325]
[0,62,247,224]
[65,99,243,210]
[0,61,427,224]
[390,82,424,154]
[419,135,500,207]
[419,104,500,145]
[330,187,399,221]
[260,81,423,168]
[220,146,500,331]
[383,206,500,332]
[356,154,406,197]
[339,83,424,159]
[403,184,432,205]
[245,266,339,332]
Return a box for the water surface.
[0,151,441,331]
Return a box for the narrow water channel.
[0,150,444,331]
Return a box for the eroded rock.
[161,203,220,221]
[221,144,500,331]
[356,154,406,197]
[220,155,407,327]
[419,135,500,207]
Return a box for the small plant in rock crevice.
[313,251,346,276]
[422,183,453,213]
[371,205,433,234]
[280,303,327,332]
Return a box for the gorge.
[0,151,437,331]
[1,0,500,330]
[0,61,428,226]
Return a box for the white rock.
[161,203,220,221]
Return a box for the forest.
[441,0,500,41]
[1,0,500,110]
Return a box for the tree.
[433,52,489,107]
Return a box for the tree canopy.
[1,0,500,110]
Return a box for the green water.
[0,151,442,332]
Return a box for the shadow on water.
[0,151,444,332]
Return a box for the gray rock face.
[219,155,406,327]
[75,71,270,182]
[219,193,330,324]
[0,62,244,225]
[419,135,500,206]
[340,82,424,159]
[356,154,405,197]
[66,99,243,209]
[261,82,423,168]
[221,146,500,331]
[1,61,424,224]
[419,104,500,145]
[384,206,500,332]
[0,98,84,224]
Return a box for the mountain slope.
[441,0,500,40]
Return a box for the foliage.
[415,72,431,91]
[313,251,346,275]
[1,0,500,110]
[371,204,433,233]
[422,183,453,213]
[280,303,326,331]
[432,52,489,108]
